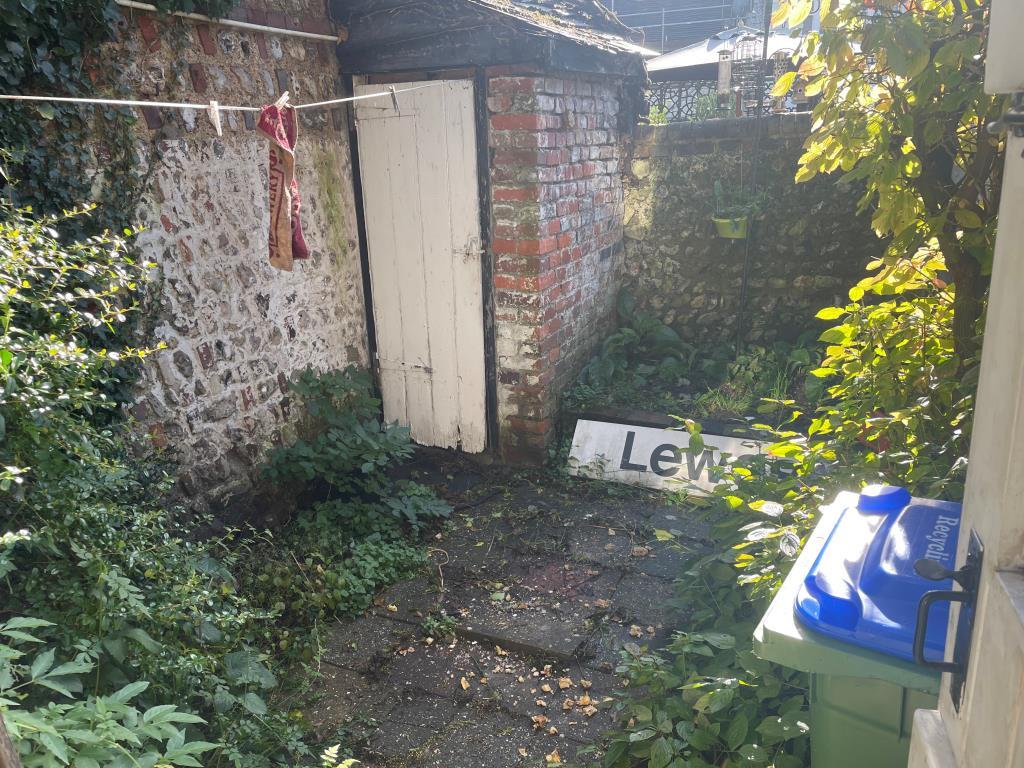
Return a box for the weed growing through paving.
[421,611,459,641]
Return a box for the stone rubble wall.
[488,71,628,462]
[117,1,368,520]
[625,116,879,345]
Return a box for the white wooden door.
[354,80,487,453]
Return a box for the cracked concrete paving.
[310,452,710,768]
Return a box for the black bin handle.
[914,590,968,674]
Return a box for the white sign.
[568,419,767,494]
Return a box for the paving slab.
[454,597,591,662]
[365,693,461,761]
[322,615,415,673]
[609,574,683,629]
[383,640,487,701]
[622,538,689,582]
[371,575,443,623]
[308,664,388,737]
[410,708,544,768]
[311,460,711,768]
[567,525,636,568]
[578,619,676,674]
[432,521,516,579]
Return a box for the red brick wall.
[488,71,627,462]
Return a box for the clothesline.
[0,83,441,114]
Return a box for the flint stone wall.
[116,1,368,520]
[624,115,879,344]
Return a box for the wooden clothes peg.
[207,100,222,136]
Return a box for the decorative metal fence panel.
[646,61,810,123]
[646,80,721,123]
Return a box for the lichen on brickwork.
[488,72,627,462]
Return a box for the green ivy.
[1,0,240,227]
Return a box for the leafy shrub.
[265,365,450,532]
[565,289,819,420]
[692,339,820,421]
[240,530,424,658]
[645,105,669,126]
[566,290,696,412]
[599,256,976,767]
[0,206,149,489]
[238,366,447,658]
[3,451,313,765]
[807,251,972,499]
[0,207,434,766]
[603,632,808,768]
[1,617,216,768]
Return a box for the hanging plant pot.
[713,215,749,239]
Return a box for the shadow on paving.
[310,449,711,767]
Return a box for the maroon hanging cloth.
[257,101,309,271]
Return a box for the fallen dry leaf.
[548,726,558,736]
[542,664,553,676]
[594,598,611,610]
[546,750,562,764]
[646,626,656,635]
[558,677,572,689]
[517,748,528,758]
[479,677,488,685]
[496,645,509,657]
[607,528,616,536]
[631,546,650,557]
[460,677,470,691]
[629,625,643,638]
[603,543,616,552]
[577,694,592,707]
[580,679,592,690]
[518,676,526,683]
[386,604,398,613]
[540,683,552,693]
[582,705,598,717]
[531,714,549,729]
[562,698,574,711]
[423,636,435,646]
[535,698,548,708]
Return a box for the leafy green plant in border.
[597,252,975,767]
[0,618,217,768]
[769,0,1001,357]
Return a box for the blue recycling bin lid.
[794,485,963,662]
